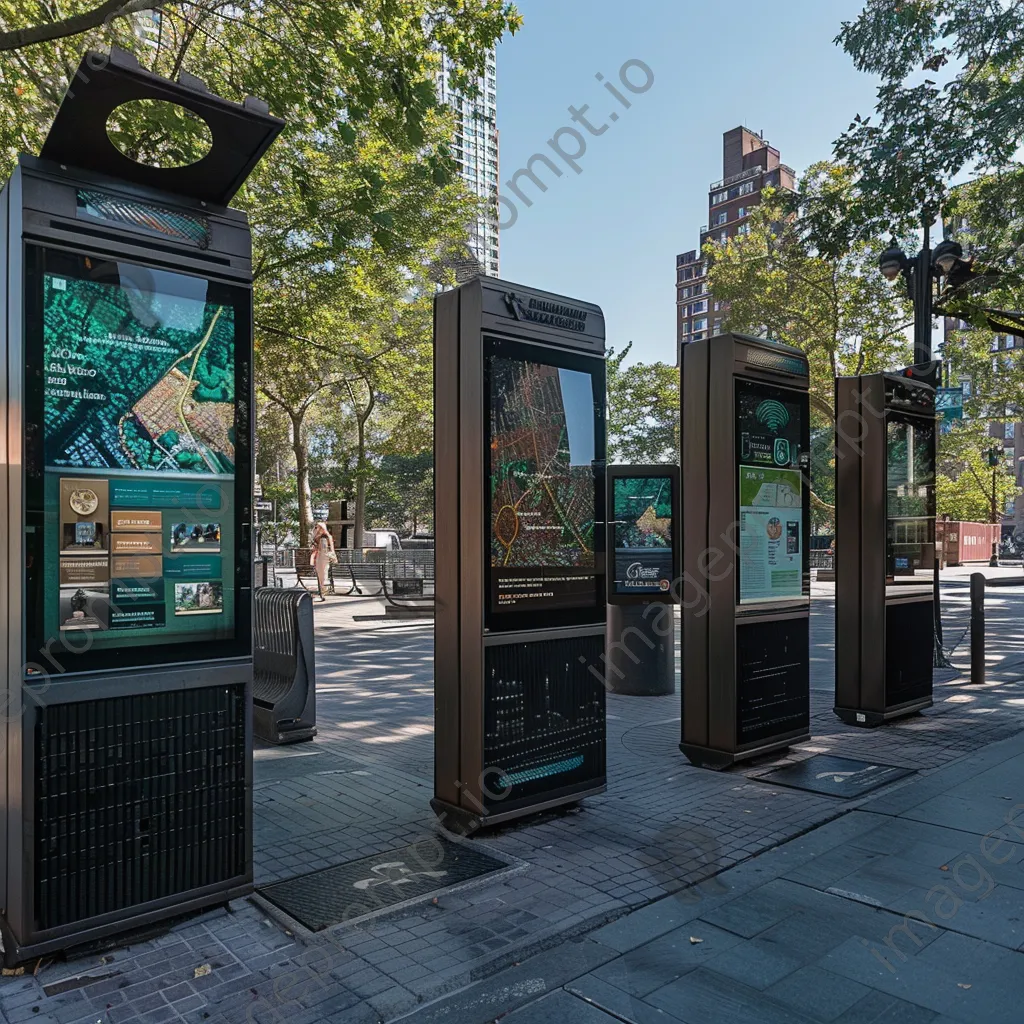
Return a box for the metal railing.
[708,165,761,192]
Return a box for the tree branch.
[0,0,175,51]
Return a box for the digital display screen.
[886,413,935,578]
[25,248,249,672]
[736,380,807,605]
[485,337,604,626]
[611,475,674,597]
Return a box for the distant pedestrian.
[310,521,336,601]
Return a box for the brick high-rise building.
[676,127,795,354]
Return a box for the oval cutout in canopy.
[106,98,214,169]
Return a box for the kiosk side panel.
[681,340,710,748]
[834,376,862,711]
[707,341,738,752]
[457,284,485,812]
[432,289,461,806]
[861,377,888,710]
[0,174,10,919]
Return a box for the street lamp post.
[988,445,1001,567]
[878,220,973,669]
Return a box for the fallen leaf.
[1,967,24,976]
[689,937,703,945]
[194,964,212,979]
[940,865,949,871]
[958,983,972,990]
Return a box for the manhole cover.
[257,837,508,930]
[754,755,914,798]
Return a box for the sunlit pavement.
[4,582,1024,1024]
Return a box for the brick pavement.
[2,582,1022,1024]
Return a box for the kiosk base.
[430,782,606,833]
[833,696,932,728]
[679,733,809,771]
[1,880,252,968]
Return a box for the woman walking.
[309,521,336,601]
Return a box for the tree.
[937,422,1016,523]
[706,163,914,529]
[366,452,434,536]
[833,0,1024,242]
[606,344,679,464]
[707,165,914,420]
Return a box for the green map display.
[43,273,235,473]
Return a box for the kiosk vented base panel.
[885,601,933,708]
[34,685,247,930]
[483,635,606,811]
[737,618,810,746]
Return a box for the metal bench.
[340,561,387,596]
[295,560,334,595]
[253,588,317,744]
[381,563,435,614]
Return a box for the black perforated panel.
[483,634,606,811]
[885,600,933,707]
[736,618,809,746]
[34,686,247,930]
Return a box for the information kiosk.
[680,334,811,768]
[432,278,607,828]
[834,369,936,725]
[0,49,282,961]
[605,465,679,695]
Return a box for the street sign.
[254,499,275,521]
[936,386,964,435]
[254,473,263,498]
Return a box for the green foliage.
[834,0,1024,237]
[937,421,1015,522]
[606,343,679,465]
[707,165,914,419]
[365,451,433,534]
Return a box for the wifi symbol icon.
[756,400,790,433]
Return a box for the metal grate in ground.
[752,754,914,798]
[257,836,510,931]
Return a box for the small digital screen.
[736,380,806,605]
[611,475,674,597]
[485,338,604,624]
[26,248,248,670]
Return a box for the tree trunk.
[290,408,313,547]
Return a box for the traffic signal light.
[988,447,1001,467]
[896,360,942,388]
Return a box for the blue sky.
[496,0,880,366]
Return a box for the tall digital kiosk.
[834,370,936,725]
[432,278,607,828]
[680,334,811,768]
[605,465,679,695]
[0,49,282,961]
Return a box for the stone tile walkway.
[2,581,1023,1024]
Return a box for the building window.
[737,222,751,236]
[712,190,728,205]
[693,317,707,331]
[692,300,707,314]
[715,212,727,226]
[693,331,706,341]
[1008,422,1016,440]
[719,231,727,244]
[738,180,754,196]
[712,319,723,336]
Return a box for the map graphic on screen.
[43,272,235,473]
[611,475,674,597]
[489,357,595,570]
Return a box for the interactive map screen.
[484,337,605,628]
[610,475,675,598]
[735,379,809,605]
[24,247,249,673]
